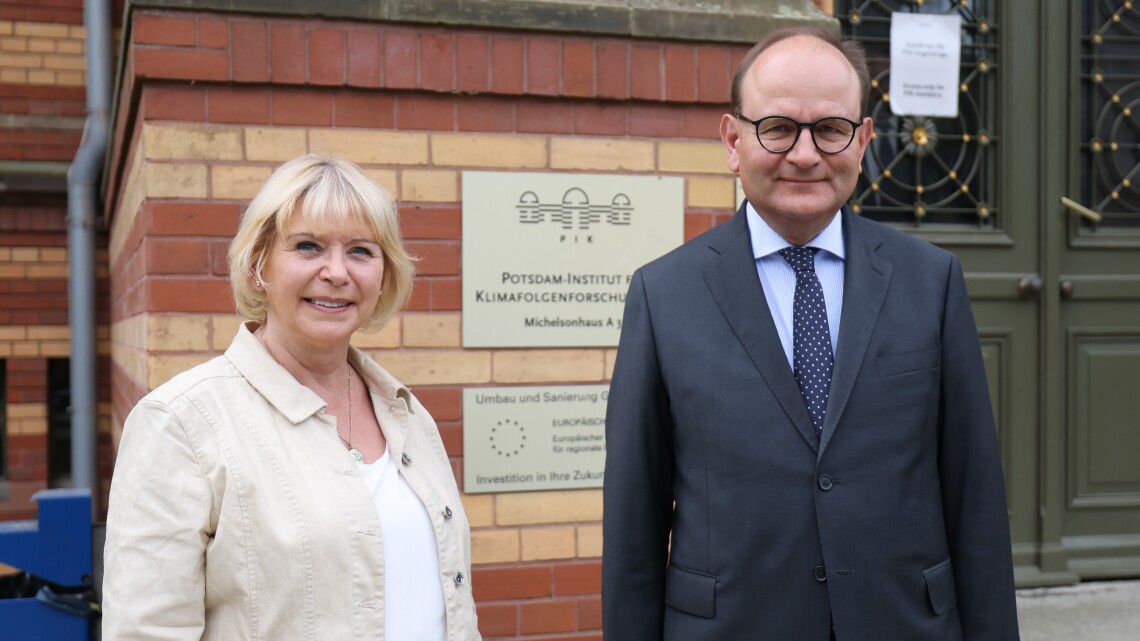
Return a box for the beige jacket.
[103,323,480,641]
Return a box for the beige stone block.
[149,353,212,388]
[401,169,458,202]
[658,141,732,174]
[245,127,307,161]
[402,313,460,348]
[0,52,40,68]
[69,25,85,39]
[39,247,67,262]
[375,350,491,386]
[361,168,398,197]
[351,318,400,349]
[687,175,736,208]
[11,341,38,357]
[148,315,210,352]
[27,326,69,340]
[550,138,655,171]
[0,37,28,52]
[470,528,520,565]
[492,349,604,383]
[0,69,25,83]
[114,346,149,391]
[496,489,603,525]
[57,40,83,55]
[0,264,23,278]
[0,21,13,36]
[431,134,546,169]
[15,22,69,38]
[577,524,603,558]
[8,402,46,419]
[112,314,147,351]
[145,124,243,161]
[310,129,429,165]
[460,493,494,528]
[26,38,53,53]
[0,247,10,260]
[109,152,145,264]
[212,165,272,199]
[11,417,48,436]
[520,526,577,561]
[55,70,83,86]
[39,340,70,357]
[211,315,245,350]
[604,348,618,381]
[26,69,53,84]
[11,247,37,261]
[0,344,10,357]
[0,326,26,340]
[145,163,209,198]
[26,264,68,278]
[43,54,86,71]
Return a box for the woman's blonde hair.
[228,154,415,332]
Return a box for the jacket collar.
[225,322,414,426]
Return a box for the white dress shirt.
[746,203,845,369]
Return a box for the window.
[47,359,71,488]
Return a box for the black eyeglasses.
[735,114,863,155]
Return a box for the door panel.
[1055,0,1140,578]
[842,0,1140,585]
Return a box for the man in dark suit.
[602,27,1019,641]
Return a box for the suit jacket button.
[401,452,413,466]
[814,566,827,582]
[455,572,467,586]
[444,506,454,519]
[818,474,833,491]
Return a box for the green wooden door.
[1039,0,1140,582]
[840,0,1140,586]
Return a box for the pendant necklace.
[343,366,364,464]
[259,327,362,463]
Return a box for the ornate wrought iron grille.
[1079,0,1140,232]
[838,0,998,229]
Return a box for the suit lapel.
[819,209,892,456]
[702,206,819,452]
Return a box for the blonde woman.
[103,154,480,641]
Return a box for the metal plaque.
[462,171,683,347]
[463,385,608,493]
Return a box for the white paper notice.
[889,12,962,117]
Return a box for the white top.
[358,447,447,641]
[747,203,846,368]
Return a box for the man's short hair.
[730,27,871,118]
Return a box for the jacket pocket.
[664,564,716,618]
[876,346,941,377]
[923,558,958,615]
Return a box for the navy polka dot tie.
[779,246,834,435]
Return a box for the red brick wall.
[0,0,119,521]
[104,8,750,639]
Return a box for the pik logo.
[516,188,633,230]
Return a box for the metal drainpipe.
[67,0,110,514]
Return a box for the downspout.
[67,0,110,513]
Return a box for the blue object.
[0,488,93,640]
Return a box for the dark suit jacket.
[602,205,1019,641]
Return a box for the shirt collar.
[225,321,414,425]
[746,202,846,260]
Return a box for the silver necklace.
[344,367,363,464]
[259,328,361,463]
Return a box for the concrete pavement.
[1016,579,1140,640]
